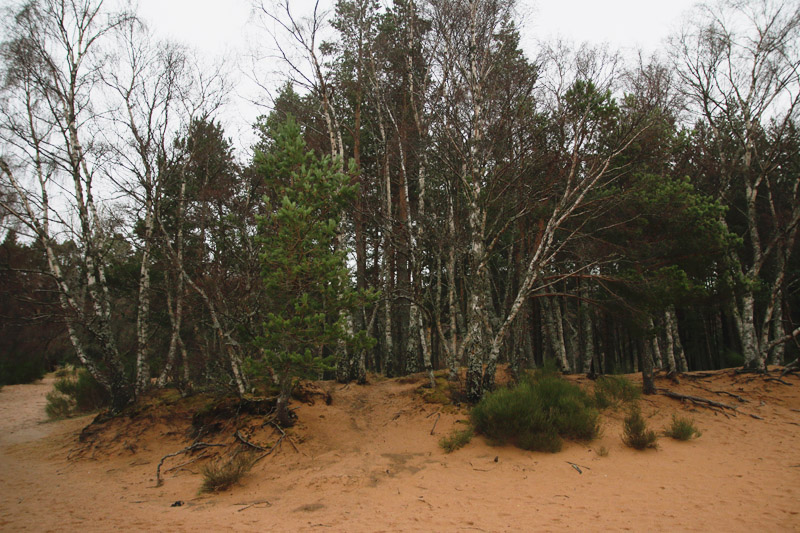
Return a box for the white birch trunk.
[663,309,678,375]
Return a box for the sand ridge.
[1,369,799,532]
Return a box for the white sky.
[136,0,700,56]
[135,0,701,148]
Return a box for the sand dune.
[1,369,799,532]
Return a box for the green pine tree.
[251,117,374,426]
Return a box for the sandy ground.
[1,370,799,532]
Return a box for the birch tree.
[672,0,800,370]
[0,0,136,411]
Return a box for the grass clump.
[596,445,609,457]
[470,374,599,453]
[439,427,474,453]
[45,368,109,419]
[664,414,702,441]
[594,375,640,409]
[622,405,658,450]
[200,453,256,493]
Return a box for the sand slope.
[1,370,799,532]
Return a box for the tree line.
[1,0,798,410]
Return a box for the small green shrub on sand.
[594,375,640,408]
[622,406,658,450]
[664,415,702,440]
[200,453,256,493]
[596,445,609,457]
[45,368,109,419]
[439,427,474,453]
[470,374,599,453]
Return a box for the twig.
[430,413,441,435]
[468,461,495,472]
[156,442,225,487]
[236,500,272,512]
[566,461,590,474]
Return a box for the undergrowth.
[45,367,109,419]
[594,375,640,408]
[200,453,256,493]
[470,372,599,453]
[664,414,702,440]
[622,405,658,450]
[439,427,473,453]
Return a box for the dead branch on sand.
[429,412,441,435]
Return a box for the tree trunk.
[663,309,678,375]
[669,306,688,372]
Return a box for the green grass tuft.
[439,427,474,453]
[200,453,256,493]
[470,374,599,453]
[622,405,658,450]
[664,414,702,440]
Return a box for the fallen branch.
[156,442,226,487]
[429,413,441,435]
[236,500,272,512]
[780,360,798,377]
[566,461,591,473]
[468,461,495,472]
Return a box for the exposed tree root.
[156,442,226,487]
[656,388,738,412]
[656,389,765,420]
[234,430,268,452]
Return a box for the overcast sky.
[135,0,701,146]
[136,0,700,56]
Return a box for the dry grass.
[200,453,256,493]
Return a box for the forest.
[0,0,798,414]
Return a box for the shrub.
[439,427,474,453]
[594,375,641,408]
[470,375,599,453]
[45,368,109,418]
[45,391,73,419]
[664,414,702,440]
[622,406,658,450]
[596,445,609,457]
[200,453,256,493]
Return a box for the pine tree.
[252,117,374,426]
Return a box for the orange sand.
[1,370,799,532]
